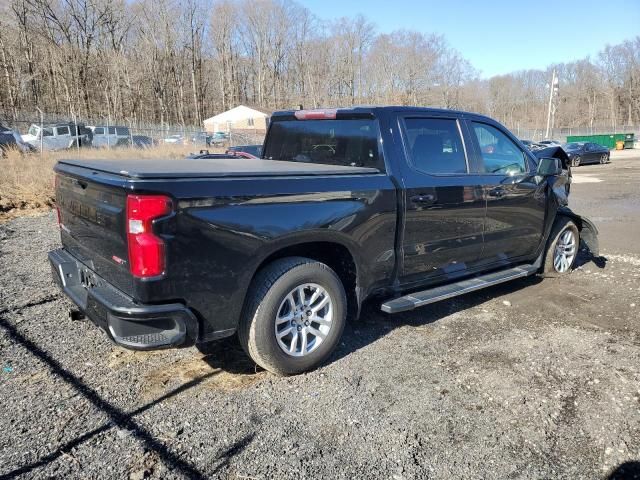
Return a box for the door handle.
[410,194,435,204]
[488,187,506,198]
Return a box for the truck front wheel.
[238,257,347,375]
[542,217,580,277]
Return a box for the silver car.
[88,125,131,148]
[22,124,88,151]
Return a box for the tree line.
[0,0,638,131]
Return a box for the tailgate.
[56,169,133,293]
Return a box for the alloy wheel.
[274,283,333,357]
[553,229,577,273]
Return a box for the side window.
[42,128,53,137]
[116,126,129,136]
[471,122,527,175]
[404,118,467,174]
[264,119,383,170]
[108,126,116,135]
[56,126,70,136]
[94,127,104,135]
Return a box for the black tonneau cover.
[57,157,379,179]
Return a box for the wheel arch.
[556,207,599,257]
[250,236,362,321]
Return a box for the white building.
[203,105,271,133]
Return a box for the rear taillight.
[294,109,337,120]
[126,194,172,278]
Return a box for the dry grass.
[0,145,217,221]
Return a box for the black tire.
[238,257,347,375]
[600,153,609,164]
[542,217,580,278]
[572,156,581,167]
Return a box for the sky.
[298,0,640,78]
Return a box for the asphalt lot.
[1,152,639,479]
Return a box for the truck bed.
[57,157,379,179]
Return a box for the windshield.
[264,119,382,170]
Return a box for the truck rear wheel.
[238,257,347,375]
[542,217,579,278]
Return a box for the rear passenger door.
[397,116,486,285]
[467,121,547,265]
[106,126,118,147]
[92,127,105,147]
[116,127,130,146]
[54,125,71,149]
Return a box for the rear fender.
[557,206,599,257]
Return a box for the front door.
[467,121,547,265]
[398,116,486,285]
[584,143,598,164]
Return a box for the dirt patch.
[141,355,266,401]
[107,348,168,369]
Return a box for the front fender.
[558,206,599,256]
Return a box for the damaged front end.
[534,147,599,257]
[558,206,600,257]
[535,146,572,206]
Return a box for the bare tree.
[0,0,637,133]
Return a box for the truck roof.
[271,105,492,121]
[56,157,380,179]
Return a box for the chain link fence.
[2,108,636,153]
[0,109,266,153]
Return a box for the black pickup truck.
[49,107,598,374]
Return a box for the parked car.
[49,106,598,375]
[210,132,228,145]
[190,132,212,146]
[563,142,610,167]
[132,135,156,149]
[22,123,91,151]
[226,144,262,158]
[538,140,562,147]
[0,131,17,156]
[0,124,34,154]
[89,125,130,147]
[163,134,185,145]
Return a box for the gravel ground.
[1,157,640,479]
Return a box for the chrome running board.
[381,264,538,314]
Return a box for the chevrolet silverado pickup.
[49,107,598,374]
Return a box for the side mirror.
[537,157,563,176]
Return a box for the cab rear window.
[264,119,383,170]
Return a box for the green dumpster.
[565,133,634,149]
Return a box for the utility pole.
[545,69,559,139]
[544,68,560,139]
